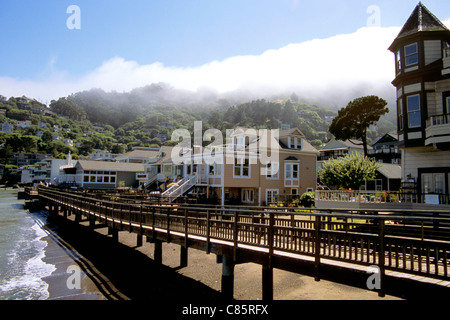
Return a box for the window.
[242,189,254,203]
[288,137,301,150]
[422,173,445,194]
[266,189,279,204]
[405,43,418,67]
[398,99,403,130]
[285,163,299,187]
[407,95,421,128]
[446,96,450,114]
[396,50,402,72]
[209,163,222,176]
[285,163,299,180]
[234,157,250,177]
[266,162,279,179]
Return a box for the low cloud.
[1,21,449,107]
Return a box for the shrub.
[300,191,315,208]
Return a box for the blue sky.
[1,0,449,105]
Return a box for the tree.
[329,96,388,156]
[50,98,86,121]
[318,153,381,190]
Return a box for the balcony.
[425,114,450,145]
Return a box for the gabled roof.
[378,164,402,180]
[373,133,399,145]
[389,2,449,50]
[321,138,369,151]
[279,128,305,138]
[76,160,145,172]
[115,148,160,160]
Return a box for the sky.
[1,0,450,107]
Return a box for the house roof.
[76,160,145,172]
[155,146,176,164]
[389,2,450,50]
[378,164,402,180]
[279,128,306,138]
[321,139,371,151]
[115,149,160,160]
[373,133,399,145]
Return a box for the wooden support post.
[75,212,81,223]
[378,219,385,298]
[221,256,235,300]
[154,240,163,264]
[314,215,321,282]
[136,234,143,248]
[111,228,119,243]
[262,265,273,301]
[89,215,95,228]
[180,246,188,268]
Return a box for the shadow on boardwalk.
[44,214,225,301]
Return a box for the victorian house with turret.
[389,3,450,204]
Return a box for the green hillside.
[0,87,397,162]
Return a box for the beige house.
[143,127,319,206]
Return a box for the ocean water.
[0,189,55,300]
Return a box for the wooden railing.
[36,187,450,285]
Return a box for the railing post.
[314,215,321,282]
[263,212,275,302]
[206,210,211,254]
[167,207,171,243]
[233,211,238,261]
[378,218,386,297]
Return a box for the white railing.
[315,190,450,207]
[142,173,158,189]
[426,114,450,127]
[316,190,405,204]
[161,175,198,203]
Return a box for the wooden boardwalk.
[29,187,450,300]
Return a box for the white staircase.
[161,175,198,203]
[142,173,158,190]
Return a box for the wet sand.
[40,213,403,301]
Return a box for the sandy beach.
[39,212,403,301]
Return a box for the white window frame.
[407,94,421,128]
[405,43,419,67]
[242,189,254,203]
[83,170,117,185]
[233,157,250,178]
[266,189,279,204]
[284,162,299,187]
